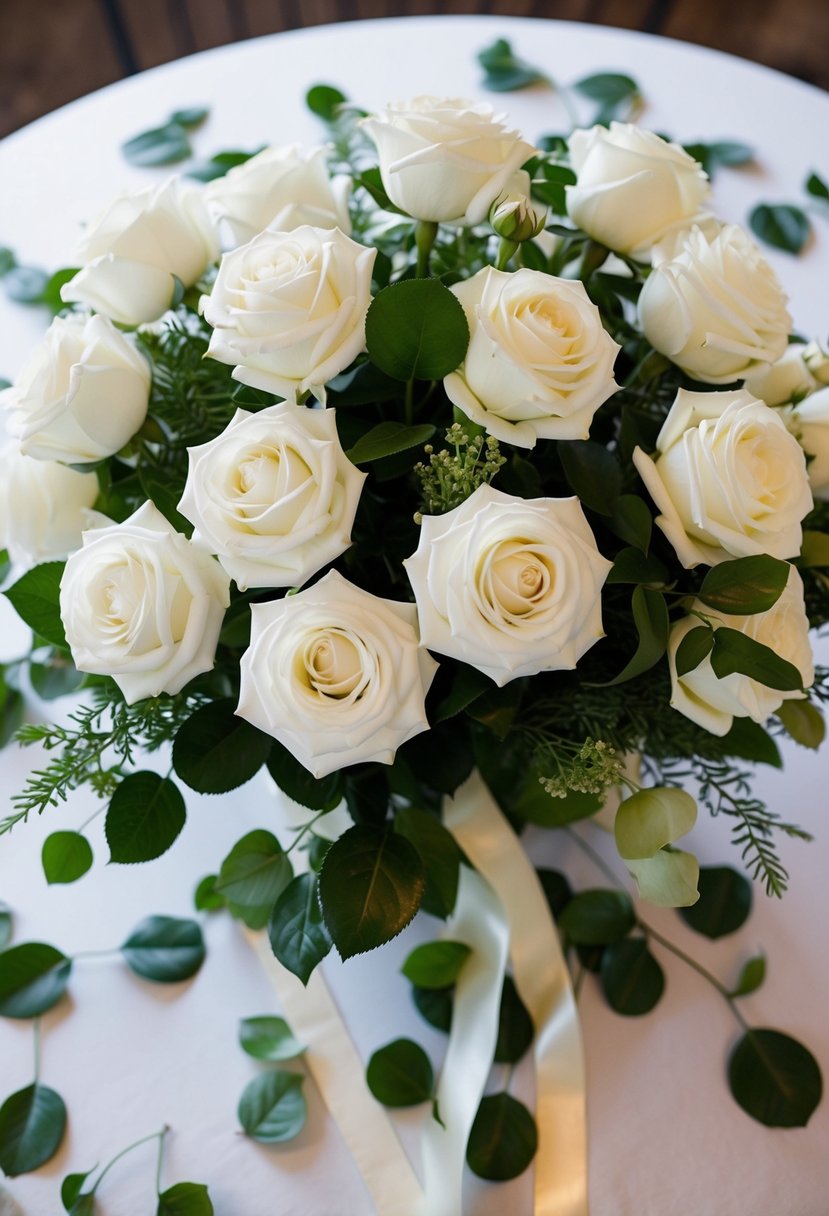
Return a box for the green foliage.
[710,628,803,691]
[608,587,669,685]
[364,279,469,381]
[347,421,436,464]
[477,39,548,92]
[239,1016,305,1062]
[401,941,471,989]
[42,831,93,885]
[415,425,505,517]
[106,772,186,864]
[615,787,697,860]
[600,939,665,1015]
[172,700,273,794]
[0,943,72,1018]
[267,873,332,985]
[120,916,205,983]
[366,1039,433,1107]
[775,699,825,749]
[217,831,293,930]
[0,1083,66,1175]
[558,890,635,946]
[682,140,754,177]
[237,1072,306,1143]
[730,953,766,998]
[494,975,534,1063]
[4,562,67,648]
[698,555,790,615]
[121,106,208,168]
[466,1093,538,1181]
[412,984,453,1034]
[267,741,344,812]
[0,902,12,950]
[157,1182,214,1216]
[749,203,811,254]
[193,874,225,912]
[572,72,642,124]
[679,866,752,939]
[393,806,462,918]
[305,84,348,122]
[728,1029,822,1127]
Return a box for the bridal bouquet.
[1,65,827,1193]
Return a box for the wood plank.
[116,0,191,68]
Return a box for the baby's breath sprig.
[537,736,625,800]
[414,422,506,519]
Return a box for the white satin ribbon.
[445,772,589,1216]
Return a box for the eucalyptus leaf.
[238,1071,306,1143]
[776,698,825,749]
[121,915,205,983]
[29,656,84,700]
[682,140,754,176]
[217,831,293,930]
[0,683,23,747]
[626,849,700,907]
[558,890,635,946]
[394,807,463,919]
[0,1083,66,1175]
[346,421,435,464]
[615,787,697,860]
[0,942,72,1018]
[239,1015,305,1062]
[728,1029,822,1127]
[172,699,272,793]
[106,772,186,864]
[0,247,15,276]
[679,866,752,938]
[466,1092,538,1181]
[600,938,664,1015]
[156,1182,214,1216]
[477,38,547,92]
[122,122,191,167]
[674,625,714,678]
[401,941,471,989]
[366,1038,433,1107]
[710,628,803,691]
[494,975,534,1063]
[731,953,766,998]
[41,831,93,885]
[573,72,639,107]
[698,555,790,615]
[607,586,669,685]
[267,873,332,986]
[4,562,67,648]
[364,279,469,381]
[749,203,810,254]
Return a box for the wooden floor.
[3,0,829,138]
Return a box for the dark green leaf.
[401,941,471,989]
[157,1182,214,1216]
[536,868,572,918]
[193,874,225,912]
[217,831,293,930]
[494,975,534,1063]
[710,628,803,690]
[477,38,547,92]
[698,555,790,615]
[364,279,469,381]
[0,682,24,746]
[466,1092,537,1181]
[749,203,810,255]
[728,1029,822,1127]
[169,106,209,129]
[0,942,72,1018]
[674,625,714,678]
[731,953,766,998]
[0,903,12,951]
[573,72,639,105]
[346,421,435,464]
[4,562,67,648]
[776,699,825,749]
[239,1015,305,1062]
[122,122,191,167]
[606,547,668,586]
[682,141,754,176]
[61,1167,96,1210]
[3,266,49,303]
[121,915,205,982]
[557,440,621,514]
[394,807,462,919]
[608,586,669,685]
[69,1192,97,1215]
[306,84,348,122]
[238,1071,306,1143]
[798,530,829,567]
[806,171,829,201]
[366,1039,433,1107]
[343,767,390,826]
[600,938,665,1015]
[412,985,453,1033]
[42,832,93,885]
[106,772,186,864]
[433,663,491,723]
[0,1083,66,1175]
[609,494,652,552]
[267,873,332,985]
[266,740,344,813]
[186,149,261,182]
[318,826,425,960]
[172,699,272,794]
[558,890,635,946]
[679,866,752,939]
[720,716,782,767]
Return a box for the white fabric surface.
[0,16,828,1216]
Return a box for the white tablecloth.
[0,16,827,1216]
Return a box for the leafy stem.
[89,1126,169,1199]
[639,919,749,1031]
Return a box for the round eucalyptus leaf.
[615,787,697,860]
[600,938,665,1016]
[239,1016,305,1062]
[41,831,93,886]
[0,1083,66,1176]
[156,1180,214,1215]
[679,866,752,939]
[121,916,205,983]
[728,1029,822,1127]
[172,700,273,794]
[364,279,469,381]
[105,772,186,864]
[558,890,635,947]
[776,699,825,750]
[466,1092,538,1181]
[412,985,453,1034]
[401,941,471,990]
[0,942,72,1018]
[366,1039,433,1107]
[749,203,810,255]
[238,1071,306,1143]
[494,975,534,1063]
[626,849,700,908]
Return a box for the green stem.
[640,919,749,1030]
[72,947,119,962]
[495,237,519,271]
[415,220,438,278]
[556,82,583,133]
[285,809,329,856]
[79,805,107,833]
[155,1125,168,1197]
[91,1127,168,1198]
[33,1019,41,1084]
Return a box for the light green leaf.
[776,699,825,749]
[364,279,469,381]
[193,874,225,913]
[477,39,547,92]
[682,140,754,177]
[401,941,471,989]
[169,107,209,129]
[0,1083,66,1175]
[121,916,205,983]
[730,953,766,998]
[306,84,348,121]
[626,849,700,907]
[238,1072,306,1143]
[41,831,93,885]
[798,530,829,567]
[216,830,293,930]
[615,787,697,860]
[573,72,639,106]
[366,1039,433,1107]
[239,1016,305,1062]
[122,122,191,167]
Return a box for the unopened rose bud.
[489,193,547,242]
[803,341,829,385]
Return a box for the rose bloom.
[0,441,98,566]
[206,144,352,247]
[362,96,536,225]
[744,342,819,407]
[237,570,438,778]
[404,484,611,686]
[178,401,366,589]
[61,177,219,326]
[789,388,829,501]
[668,568,814,736]
[566,123,711,257]
[638,223,791,384]
[3,314,150,464]
[633,388,813,568]
[444,267,619,448]
[60,502,230,704]
[201,224,375,403]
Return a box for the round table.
[0,16,828,1216]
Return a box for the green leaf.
[41,831,93,885]
[121,915,205,983]
[466,1092,538,1181]
[186,149,262,182]
[239,1016,305,1062]
[682,140,754,177]
[557,440,621,515]
[806,171,829,201]
[728,1029,822,1127]
[698,555,790,615]
[776,699,825,749]
[68,1194,96,1216]
[106,772,186,864]
[749,203,810,255]
[0,1083,66,1175]
[3,266,49,304]
[29,656,85,700]
[306,84,348,122]
[0,942,72,1018]
[477,38,547,92]
[608,586,669,685]
[216,831,293,930]
[61,1167,96,1210]
[600,938,665,1015]
[679,866,752,939]
[558,890,635,946]
[172,699,272,794]
[0,247,15,276]
[625,849,700,907]
[798,530,829,567]
[401,941,471,989]
[4,562,66,648]
[364,279,469,381]
[573,72,639,106]
[267,873,332,986]
[710,628,803,690]
[720,716,782,767]
[615,787,697,860]
[494,975,534,1063]
[346,421,435,464]
[674,625,714,677]
[238,1072,306,1143]
[122,122,191,167]
[609,494,652,552]
[0,902,12,950]
[537,868,573,918]
[0,683,24,747]
[394,807,463,919]
[412,985,453,1033]
[606,547,668,586]
[266,740,344,812]
[318,826,425,960]
[731,953,766,998]
[157,1182,214,1216]
[169,106,209,129]
[193,874,225,912]
[366,1038,433,1107]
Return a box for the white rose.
[633,388,813,568]
[362,96,536,225]
[237,569,438,778]
[61,178,219,326]
[444,267,619,448]
[60,502,230,704]
[206,145,351,247]
[178,401,366,589]
[403,484,611,686]
[0,441,98,566]
[201,225,375,403]
[789,387,829,500]
[638,224,791,384]
[744,342,817,406]
[668,568,814,736]
[3,314,150,464]
[566,123,711,257]
[803,341,829,385]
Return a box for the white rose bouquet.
[1,58,827,1190]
